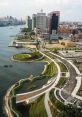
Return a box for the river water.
[0,25,46,117]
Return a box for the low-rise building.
[50,30,59,40]
[59,39,76,47]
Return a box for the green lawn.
[11,95,47,117]
[58,62,68,72]
[49,89,59,117]
[13,51,42,61]
[29,96,47,117]
[43,62,58,78]
[13,53,31,61]
[10,97,22,117]
[56,77,66,88]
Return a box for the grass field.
[58,62,68,72]
[13,53,31,61]
[43,62,58,78]
[13,51,42,61]
[29,95,47,117]
[14,95,47,117]
[56,77,66,88]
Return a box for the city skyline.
[0,0,82,21]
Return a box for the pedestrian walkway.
[44,91,52,117]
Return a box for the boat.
[4,65,13,68]
[4,65,8,68]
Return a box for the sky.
[0,0,82,21]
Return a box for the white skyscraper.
[32,14,36,30]
[36,10,46,33]
[26,16,32,30]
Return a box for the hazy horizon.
[0,0,82,21]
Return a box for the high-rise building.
[46,15,51,33]
[48,11,60,34]
[26,16,32,30]
[36,10,46,33]
[32,14,36,30]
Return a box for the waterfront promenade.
[5,50,82,117]
[16,51,61,103]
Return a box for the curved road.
[49,52,82,103]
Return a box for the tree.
[30,31,35,36]
[21,28,31,32]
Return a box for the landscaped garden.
[9,50,60,117]
[28,95,47,117]
[56,77,67,88]
[43,62,58,78]
[58,62,68,72]
[11,61,58,94]
[10,94,47,117]
[49,89,82,117]
[12,51,43,61]
[15,95,47,117]
[73,60,82,73]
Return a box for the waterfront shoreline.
[0,25,46,117]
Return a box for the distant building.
[32,14,36,30]
[0,16,25,26]
[50,30,59,40]
[42,33,50,39]
[36,10,46,33]
[48,11,60,34]
[31,10,60,36]
[26,16,32,30]
[72,29,78,35]
[46,15,50,33]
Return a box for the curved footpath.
[41,51,61,117]
[44,91,52,117]
[49,52,82,103]
[5,51,61,117]
[4,50,61,117]
[4,85,14,117]
[5,50,82,117]
[69,61,82,100]
[16,51,61,104]
[15,51,61,117]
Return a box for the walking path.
[71,77,82,100]
[6,50,82,117]
[68,60,81,75]
[41,51,61,117]
[50,52,82,102]
[16,51,61,117]
[4,85,14,117]
[44,91,52,117]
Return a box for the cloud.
[0,1,8,6]
[0,0,82,21]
